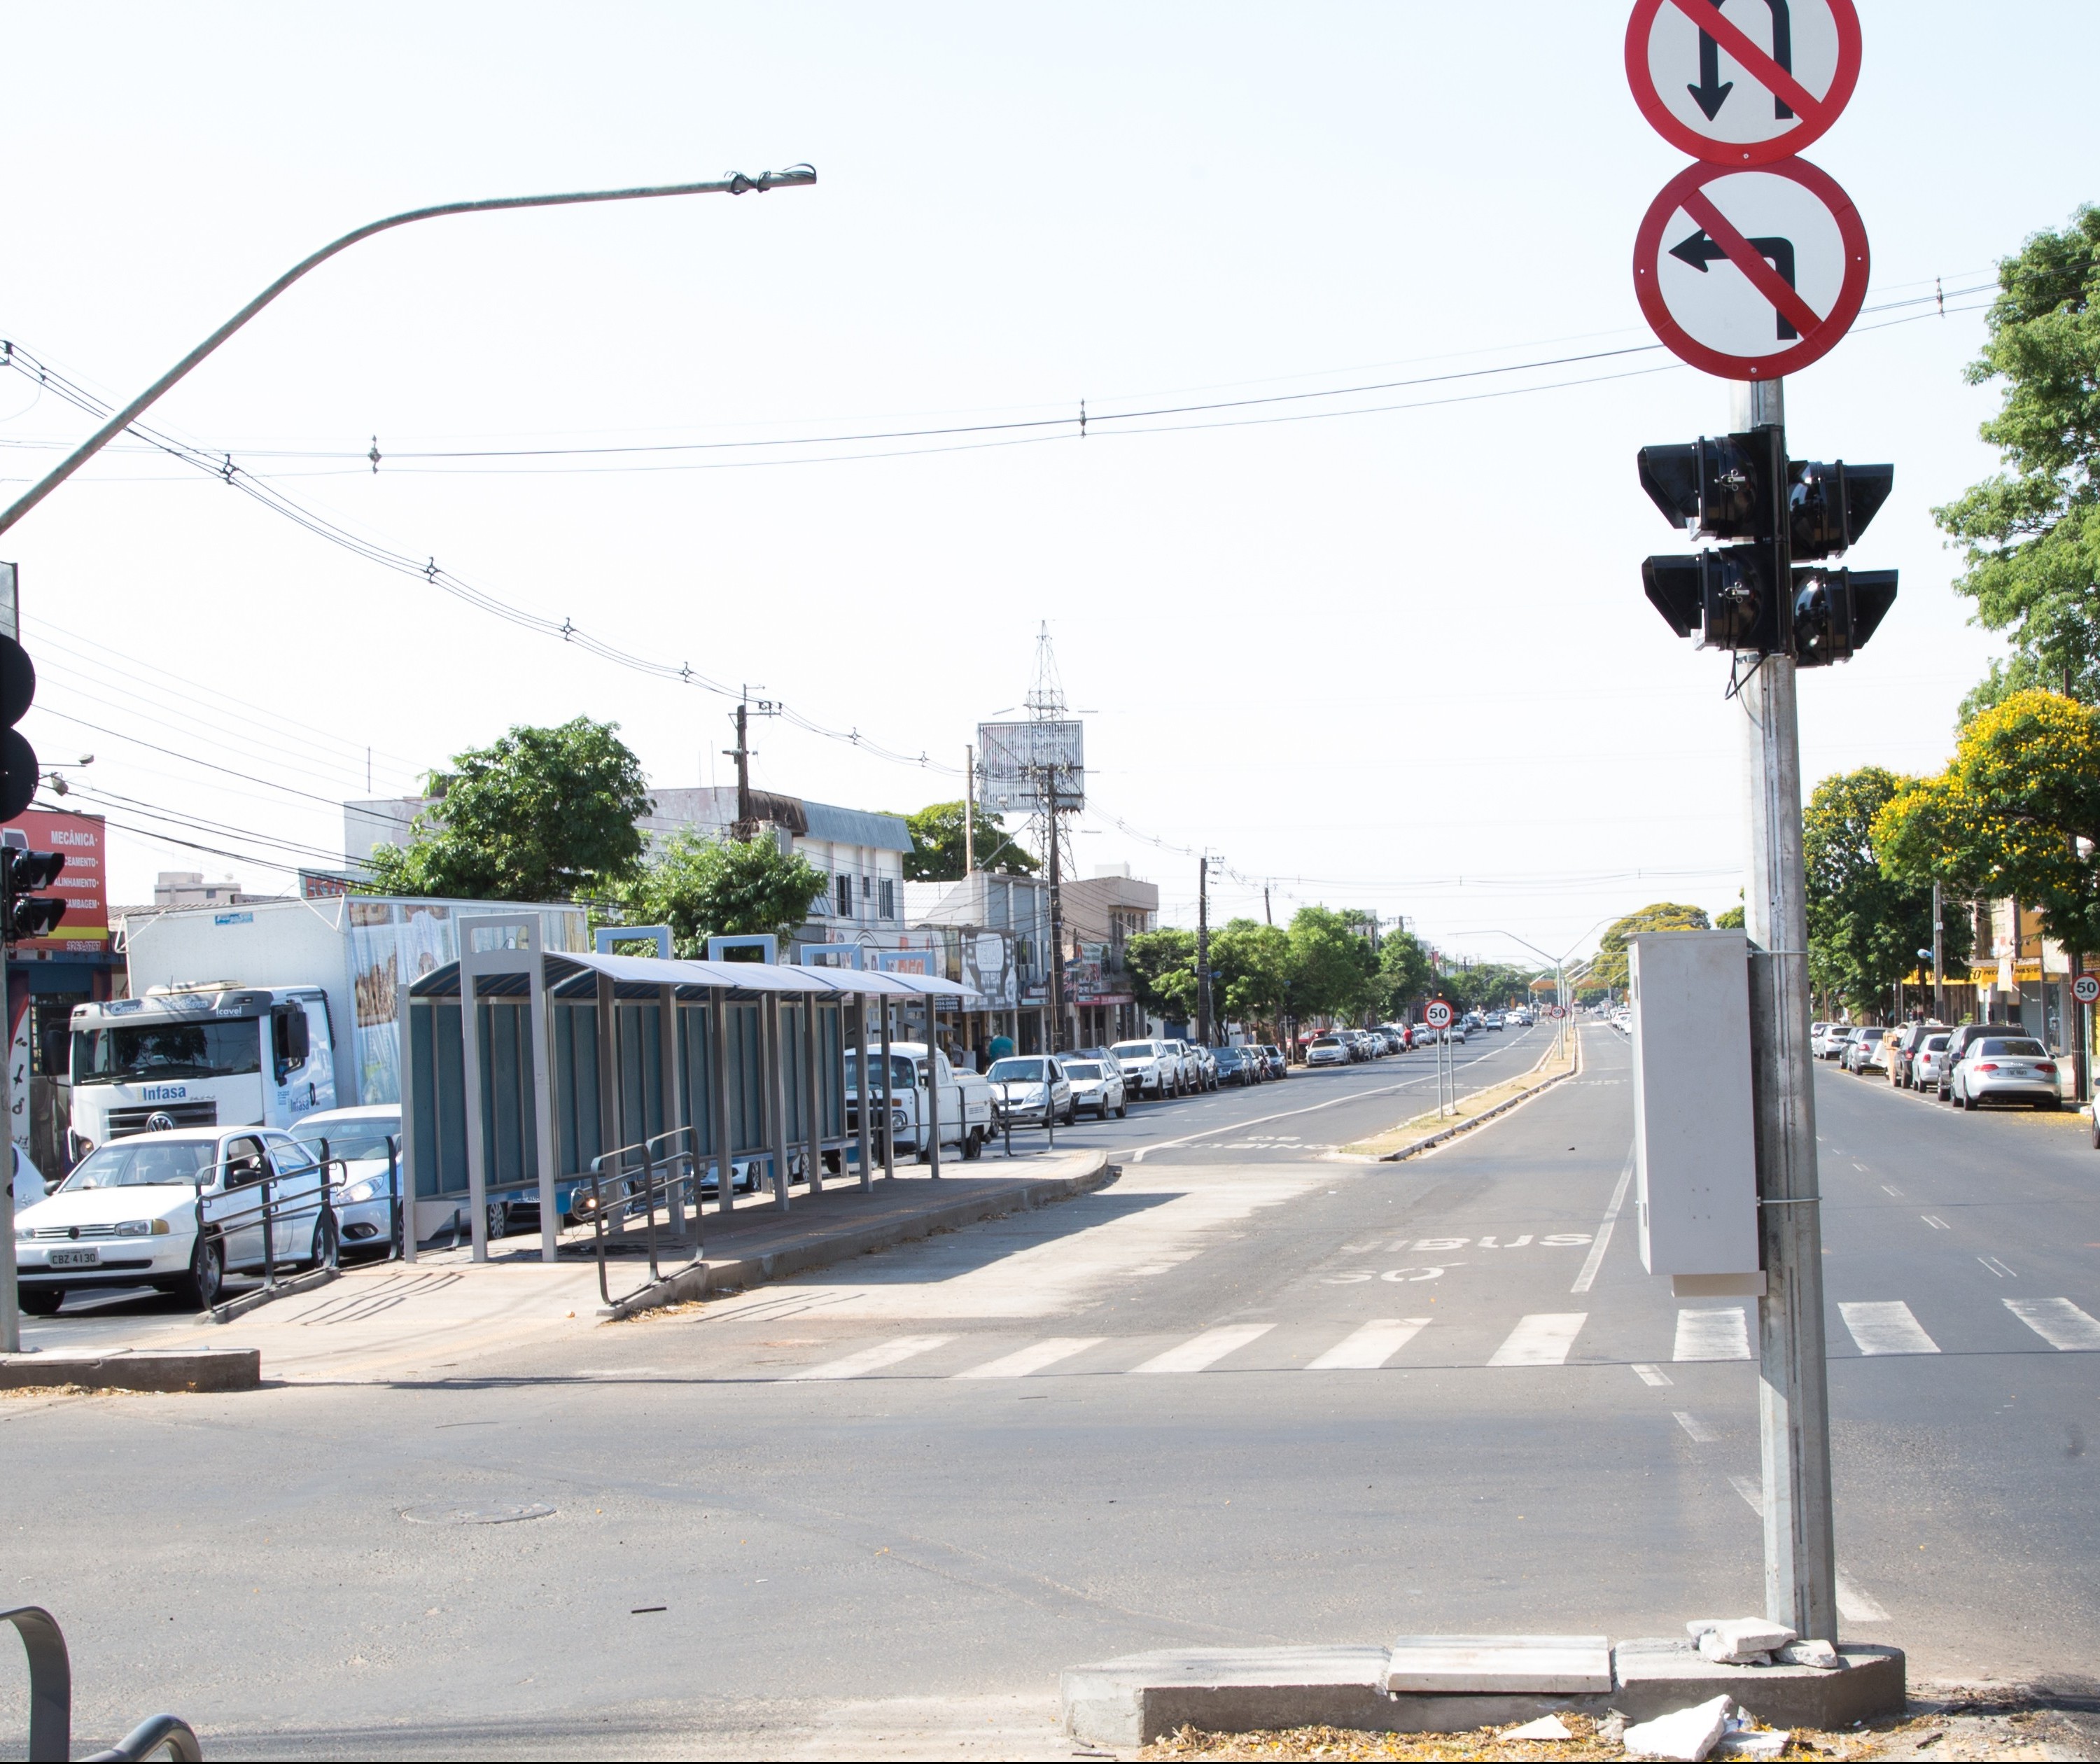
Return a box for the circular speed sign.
[1424,1000,1454,1030]
[2076,976,2099,1005]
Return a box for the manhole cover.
[401,1502,556,1526]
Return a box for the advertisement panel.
[976,720,1084,811]
[1,808,108,949]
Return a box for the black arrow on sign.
[1688,0,1795,123]
[1670,229,1802,340]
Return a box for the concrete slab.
[0,1348,260,1393]
[1062,1647,1395,1748]
[1385,1634,1614,1694]
[1612,1639,1905,1727]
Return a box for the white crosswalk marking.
[787,1336,953,1381]
[1673,1411,1717,1443]
[1674,1307,1751,1362]
[1131,1324,1274,1374]
[1488,1313,1588,1367]
[1836,1570,1891,1623]
[2005,1297,2100,1352]
[954,1337,1103,1379]
[1839,1301,1940,1356]
[1632,1364,1673,1387]
[1307,1318,1429,1371]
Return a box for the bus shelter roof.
[407,948,968,1004]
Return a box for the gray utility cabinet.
[1630,930,1760,1287]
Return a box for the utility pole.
[964,744,976,876]
[1263,885,1272,927]
[724,689,778,841]
[1734,376,1839,1648]
[1044,766,1065,1053]
[1196,854,1213,1046]
[1931,879,1945,1026]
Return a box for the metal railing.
[191,1154,339,1320]
[4,1605,200,1762]
[583,1126,701,1308]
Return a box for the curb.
[0,1348,262,1394]
[603,1152,1116,1320]
[200,1264,340,1326]
[1379,1026,1584,1163]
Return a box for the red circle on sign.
[1632,157,1869,380]
[2076,976,2099,1004]
[1625,0,1861,167]
[1424,1000,1452,1028]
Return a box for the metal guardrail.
[3,1605,201,1762]
[584,1126,701,1308]
[192,1152,340,1322]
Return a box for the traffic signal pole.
[1733,376,1840,1646]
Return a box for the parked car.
[1213,1046,1261,1087]
[286,1104,406,1257]
[1933,1023,2012,1101]
[1886,1021,1947,1088]
[1911,1033,1953,1094]
[13,1124,332,1314]
[1258,1044,1288,1079]
[1949,1035,2061,1111]
[985,1055,1077,1127]
[1056,1057,1127,1120]
[11,1142,47,1208]
[846,1041,997,1160]
[1842,1026,1887,1074]
[1182,1043,1220,1091]
[1110,1040,1182,1099]
[1306,1035,1350,1068]
[1812,1022,1849,1060]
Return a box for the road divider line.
[1672,1306,1751,1362]
[1571,1149,1635,1294]
[1838,1301,1940,1357]
[787,1335,954,1381]
[953,1337,1104,1379]
[2005,1297,2100,1351]
[1130,1324,1274,1374]
[1488,1312,1588,1367]
[1306,1318,1429,1371]
[1673,1410,1718,1443]
[1631,1363,1673,1387]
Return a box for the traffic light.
[1,846,64,943]
[1639,427,1896,666]
[0,625,36,822]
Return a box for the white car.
[1949,1035,2062,1111]
[986,1056,1075,1126]
[1305,1035,1350,1068]
[288,1105,405,1258]
[10,1142,47,1207]
[13,1125,332,1314]
[1060,1058,1128,1120]
[1910,1033,1953,1094]
[1110,1040,1181,1099]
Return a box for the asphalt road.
[6,1020,2095,1759]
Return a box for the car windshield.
[1977,1039,2047,1058]
[1063,1062,1102,1079]
[843,1051,920,1092]
[988,1058,1048,1084]
[290,1121,400,1163]
[71,1018,262,1086]
[1111,1044,1156,1060]
[59,1139,216,1190]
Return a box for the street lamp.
[0,165,816,539]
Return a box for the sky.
[3,1,2092,971]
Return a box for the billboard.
[976,720,1084,811]
[1,808,107,949]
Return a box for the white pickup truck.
[844,1040,997,1162]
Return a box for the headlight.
[341,1177,384,1203]
[890,1110,909,1130]
[115,1219,172,1237]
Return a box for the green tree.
[1932,206,2100,719]
[1875,690,2100,967]
[365,718,650,902]
[896,802,1037,881]
[1805,767,1970,1016]
[1284,906,1381,1023]
[1443,961,1542,1013]
[1125,927,1197,1021]
[615,831,830,957]
[1212,919,1292,1026]
[1376,928,1435,1016]
[1583,902,1711,994]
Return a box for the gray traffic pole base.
[1061,1636,1904,1748]
[0,1348,261,1394]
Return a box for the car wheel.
[1116,1098,1128,1119]
[18,1287,63,1317]
[310,1210,340,1272]
[176,1233,225,1310]
[1063,1102,1077,1126]
[2091,1110,2100,1149]
[962,1127,983,1161]
[486,1200,509,1242]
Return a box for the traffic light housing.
[0,846,65,943]
[0,627,35,822]
[1639,427,1896,665]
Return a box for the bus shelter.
[398,913,967,1263]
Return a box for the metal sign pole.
[1735,377,1839,1645]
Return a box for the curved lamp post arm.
[0,164,815,540]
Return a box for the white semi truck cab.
[68,984,337,1158]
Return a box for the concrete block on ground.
[0,1348,260,1393]
[1613,1639,1905,1728]
[1061,1648,1395,1749]
[1698,1618,1796,1665]
[1623,1693,1732,1762]
[1386,1634,1614,1694]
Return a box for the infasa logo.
[140,1084,189,1102]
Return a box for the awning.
[409,948,967,1003]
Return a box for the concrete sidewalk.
[6,1149,1111,1388]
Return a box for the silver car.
[1910,1033,1953,1093]
[986,1056,1076,1126]
[1949,1036,2062,1111]
[288,1105,406,1258]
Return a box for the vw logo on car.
[145,1112,178,1132]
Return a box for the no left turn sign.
[1424,1000,1453,1029]
[1632,156,1868,379]
[1625,0,1862,166]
